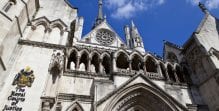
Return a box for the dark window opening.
[102,56,111,74]
[145,57,157,73]
[131,55,143,71]
[67,51,77,70]
[79,53,88,71]
[91,54,99,73]
[167,65,176,82]
[116,52,129,69]
[176,66,185,83]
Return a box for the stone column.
[156,63,162,77]
[76,56,80,70]
[173,69,180,83]
[129,60,132,71]
[87,58,91,72]
[165,70,171,82]
[99,59,103,74]
[112,57,117,72]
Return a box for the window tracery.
[96,29,115,45]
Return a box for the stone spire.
[198,2,209,14]
[129,20,145,53]
[98,0,103,20]
[93,0,104,29]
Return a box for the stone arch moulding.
[103,83,187,111]
[31,16,50,31]
[65,101,84,111]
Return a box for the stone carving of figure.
[70,62,75,70]
[79,63,86,71]
[90,64,96,73]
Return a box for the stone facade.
[0,0,218,111]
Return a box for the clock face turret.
[96,29,115,46]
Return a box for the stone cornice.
[58,93,93,102]
[18,39,65,50]
[63,70,110,80]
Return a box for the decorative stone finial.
[198,2,209,14]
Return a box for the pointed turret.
[92,0,104,29]
[198,2,209,14]
[125,21,145,53]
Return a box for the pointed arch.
[32,17,50,32]
[67,49,79,70]
[79,49,89,57]
[159,62,167,80]
[91,52,100,73]
[66,101,84,111]
[100,52,111,60]
[50,19,67,34]
[104,83,180,111]
[114,49,129,58]
[90,50,101,59]
[166,63,176,82]
[79,49,89,71]
[102,53,111,74]
[130,53,143,71]
[116,51,129,69]
[28,25,46,42]
[129,51,143,60]
[144,55,158,73]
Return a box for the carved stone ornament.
[12,66,35,88]
[48,50,64,73]
[96,29,115,45]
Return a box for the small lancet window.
[91,54,99,73]
[2,0,16,12]
[67,51,77,70]
[79,53,88,71]
[102,56,111,74]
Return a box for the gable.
[96,74,188,111]
[81,21,126,47]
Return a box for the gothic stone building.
[0,0,219,111]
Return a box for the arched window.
[176,66,185,83]
[67,50,77,70]
[79,52,88,71]
[116,52,129,69]
[28,25,46,42]
[2,0,16,12]
[131,54,143,71]
[91,53,99,73]
[102,55,111,74]
[145,57,157,73]
[167,64,176,82]
[48,27,61,44]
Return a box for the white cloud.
[187,0,201,5]
[105,0,165,19]
[206,0,219,9]
[187,0,219,9]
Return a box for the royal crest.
[12,66,35,88]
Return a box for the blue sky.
[69,0,219,56]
